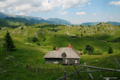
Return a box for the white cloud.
[62,0,89,9]
[0,0,89,13]
[56,11,67,14]
[1,9,5,12]
[94,13,97,16]
[78,4,85,7]
[109,16,114,18]
[17,12,25,15]
[109,1,120,5]
[76,11,86,15]
[88,2,91,5]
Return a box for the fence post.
[113,58,120,69]
[63,65,66,80]
[47,67,48,74]
[36,67,37,73]
[71,71,74,80]
[73,63,80,78]
[34,66,35,72]
[57,63,59,73]
[84,63,94,79]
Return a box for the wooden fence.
[57,58,120,80]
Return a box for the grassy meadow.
[0,23,120,80]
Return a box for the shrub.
[93,50,103,55]
[76,34,78,37]
[53,47,56,50]
[84,44,94,55]
[32,37,38,42]
[21,27,23,30]
[43,37,46,41]
[28,37,30,39]
[81,34,83,37]
[37,43,40,46]
[55,35,56,37]
[79,49,82,51]
[108,47,113,54]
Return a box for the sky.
[0,0,120,24]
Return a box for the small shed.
[44,44,80,65]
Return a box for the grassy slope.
[0,23,120,80]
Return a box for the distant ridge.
[47,18,72,25]
[0,12,72,25]
[81,21,120,25]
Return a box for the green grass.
[0,23,120,80]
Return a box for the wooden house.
[44,44,80,65]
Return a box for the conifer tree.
[4,31,15,51]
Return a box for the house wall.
[66,58,80,65]
[45,58,62,64]
[45,58,80,65]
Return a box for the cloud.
[77,4,85,7]
[76,11,86,15]
[1,9,5,12]
[94,13,97,16]
[62,0,89,9]
[56,11,67,14]
[0,0,89,13]
[17,12,25,15]
[106,15,108,16]
[109,1,120,5]
[88,2,91,5]
[109,16,114,18]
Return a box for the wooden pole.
[78,65,120,72]
[5,38,8,57]
[63,65,66,80]
[57,67,86,80]
[57,63,59,73]
[73,64,80,78]
[113,58,120,69]
[84,63,93,79]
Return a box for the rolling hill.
[0,23,120,80]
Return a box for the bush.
[81,34,83,37]
[28,37,30,39]
[43,37,46,41]
[37,43,40,46]
[32,37,38,42]
[93,50,103,55]
[108,47,113,54]
[21,27,23,30]
[76,34,78,37]
[84,44,94,55]
[79,49,82,51]
[53,47,56,50]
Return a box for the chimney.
[56,47,58,51]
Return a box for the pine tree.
[4,31,15,51]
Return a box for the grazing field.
[0,23,120,80]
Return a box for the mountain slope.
[47,18,72,25]
[81,21,120,25]
[0,12,72,25]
